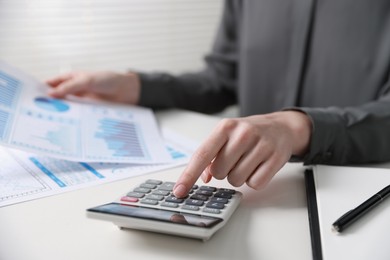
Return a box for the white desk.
[0,109,312,260]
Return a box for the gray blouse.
[139,0,390,166]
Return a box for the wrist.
[276,111,312,156]
[122,72,141,104]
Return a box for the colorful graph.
[34,97,70,112]
[43,127,74,153]
[0,111,9,140]
[95,118,145,158]
[167,146,186,159]
[0,71,21,108]
[29,157,104,188]
[10,106,80,157]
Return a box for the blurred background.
[0,0,222,79]
[0,0,238,117]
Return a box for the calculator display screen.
[88,203,223,228]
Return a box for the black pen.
[332,185,390,233]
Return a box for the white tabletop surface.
[0,109,312,260]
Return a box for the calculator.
[86,179,242,241]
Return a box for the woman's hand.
[173,111,312,197]
[46,71,141,104]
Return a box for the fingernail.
[173,184,187,198]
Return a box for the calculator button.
[185,199,204,207]
[126,192,145,198]
[152,190,170,196]
[210,197,228,204]
[145,194,164,201]
[214,192,232,199]
[165,196,184,203]
[190,194,209,201]
[181,205,200,211]
[120,196,139,203]
[206,202,225,209]
[134,187,151,193]
[203,207,221,214]
[158,182,175,191]
[140,183,157,189]
[145,179,163,185]
[161,202,179,208]
[199,186,217,192]
[195,190,213,196]
[140,199,159,205]
[218,188,236,194]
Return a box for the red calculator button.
[120,196,138,203]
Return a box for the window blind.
[0,0,223,79]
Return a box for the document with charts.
[0,61,171,164]
[0,128,197,208]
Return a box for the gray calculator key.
[140,183,157,189]
[140,199,159,205]
[199,186,217,192]
[210,197,228,204]
[218,188,236,194]
[185,199,204,206]
[190,194,209,201]
[196,190,213,196]
[145,194,164,201]
[134,187,151,193]
[206,202,225,209]
[165,196,184,203]
[158,182,175,191]
[126,192,145,198]
[152,190,170,196]
[203,207,221,214]
[214,192,232,199]
[182,205,200,211]
[161,202,179,208]
[146,179,163,185]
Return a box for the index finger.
[45,73,73,87]
[47,75,90,99]
[173,130,228,198]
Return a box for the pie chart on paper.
[34,97,70,112]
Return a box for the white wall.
[0,0,223,80]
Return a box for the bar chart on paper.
[94,118,145,158]
[82,105,162,162]
[0,70,21,109]
[0,70,22,141]
[0,61,172,164]
[0,111,9,141]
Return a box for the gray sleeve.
[137,0,239,114]
[291,92,390,165]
